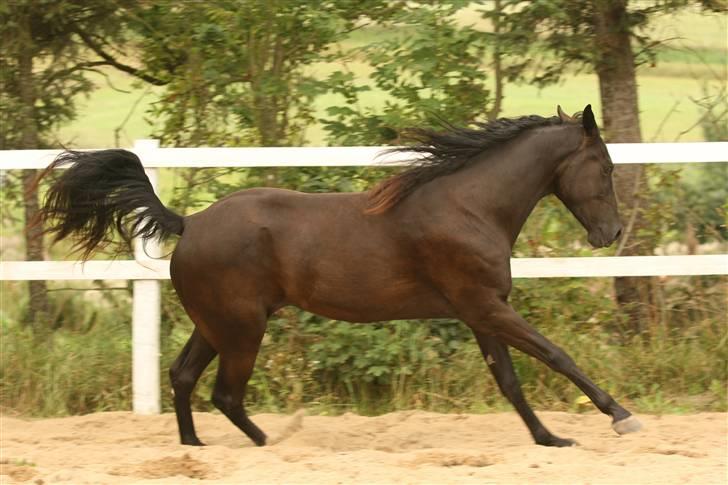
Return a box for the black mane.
[366,115,563,213]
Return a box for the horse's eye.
[602,165,613,175]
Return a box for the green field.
[55,9,726,148]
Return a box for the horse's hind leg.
[169,328,217,446]
[211,317,267,446]
[473,333,576,447]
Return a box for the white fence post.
[132,139,162,415]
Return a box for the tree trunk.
[592,0,652,336]
[17,14,50,329]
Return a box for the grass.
[0,284,133,415]
[1,276,725,417]
[50,74,162,149]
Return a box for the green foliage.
[1,1,725,420]
[2,275,725,417]
[129,0,393,147]
[0,0,132,149]
[0,287,133,415]
[645,164,727,245]
[323,2,493,145]
[682,82,728,241]
[482,0,723,88]
[695,83,728,142]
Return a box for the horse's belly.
[290,276,454,323]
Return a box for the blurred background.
[1,0,726,417]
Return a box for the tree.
[1,2,108,326]
[104,0,395,148]
[0,0,168,327]
[84,0,403,216]
[489,0,724,334]
[322,2,494,145]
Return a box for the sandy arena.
[1,411,725,484]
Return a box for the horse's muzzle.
[588,224,623,248]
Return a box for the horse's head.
[553,105,622,248]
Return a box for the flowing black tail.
[38,149,184,259]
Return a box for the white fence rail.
[1,140,727,415]
[2,255,727,281]
[5,141,728,169]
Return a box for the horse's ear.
[582,104,598,136]
[557,105,573,122]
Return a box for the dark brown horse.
[39,105,641,448]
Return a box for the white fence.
[1,140,727,414]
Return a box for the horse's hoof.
[556,437,579,447]
[535,431,578,447]
[538,435,578,447]
[549,437,578,447]
[250,432,267,447]
[612,416,643,435]
[181,437,205,446]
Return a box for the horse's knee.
[170,366,197,397]
[211,390,228,412]
[211,389,240,414]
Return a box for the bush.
[3,273,724,417]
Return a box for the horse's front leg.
[473,332,577,446]
[461,292,642,436]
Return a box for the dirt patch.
[0,461,37,483]
[405,450,494,467]
[112,453,214,480]
[1,411,725,484]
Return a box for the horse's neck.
[451,124,583,245]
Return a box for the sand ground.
[1,411,726,484]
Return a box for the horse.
[38,104,642,448]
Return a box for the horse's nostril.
[615,228,623,240]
